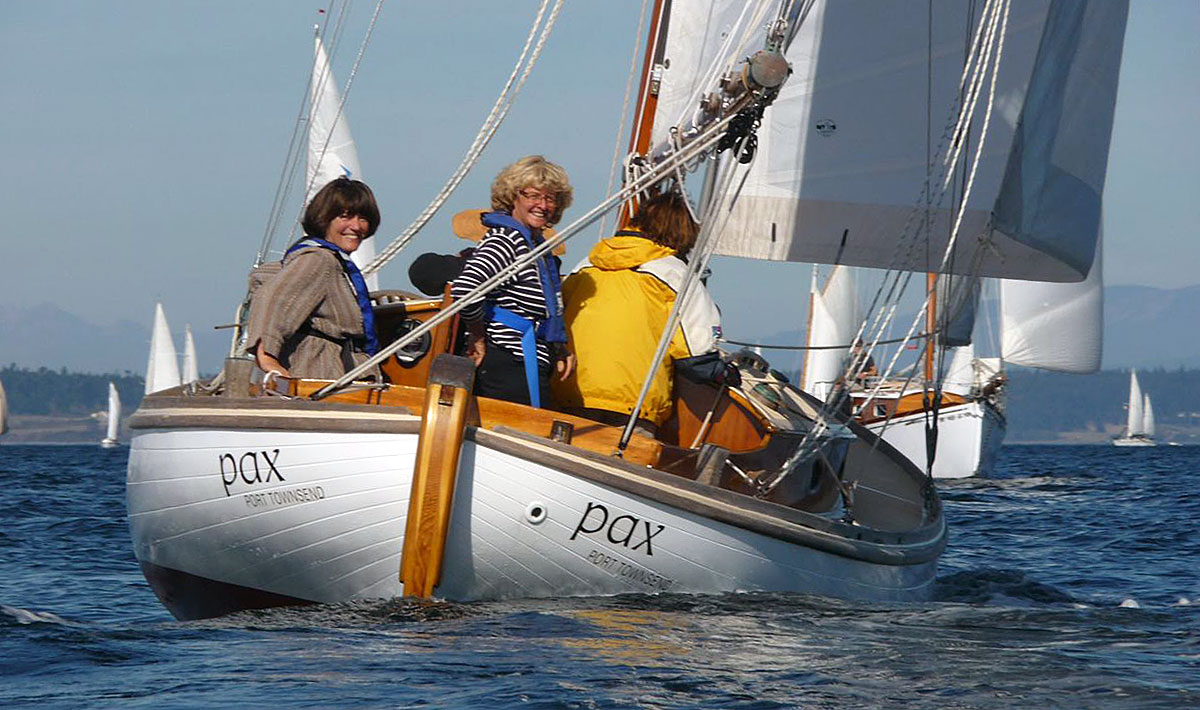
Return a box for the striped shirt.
[451,225,560,367]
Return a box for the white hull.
[1112,436,1155,448]
[127,398,943,620]
[867,400,1006,480]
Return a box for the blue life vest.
[285,237,378,356]
[479,212,567,408]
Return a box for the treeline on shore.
[1,365,144,416]
[1005,367,1198,440]
[2,364,1197,439]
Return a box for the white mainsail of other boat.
[656,2,1125,284]
[1114,369,1155,446]
[1000,240,1104,374]
[145,302,181,395]
[1143,394,1156,439]
[100,382,121,448]
[0,377,8,436]
[800,265,858,400]
[181,324,199,384]
[306,32,377,291]
[1127,370,1145,436]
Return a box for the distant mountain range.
[1,283,1196,374]
[0,303,228,375]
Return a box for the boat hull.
[128,412,943,620]
[867,400,1006,479]
[1112,436,1155,447]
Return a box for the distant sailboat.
[145,303,181,395]
[100,382,122,448]
[1113,370,1156,446]
[181,324,200,384]
[0,377,9,436]
[307,31,376,291]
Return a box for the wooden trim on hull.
[128,395,421,435]
[140,559,313,621]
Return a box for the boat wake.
[934,568,1080,606]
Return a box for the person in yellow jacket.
[553,190,725,433]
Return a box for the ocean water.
[1,444,1197,709]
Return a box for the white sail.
[307,33,377,290]
[182,324,200,384]
[1126,370,1144,437]
[1142,394,1155,439]
[801,265,857,400]
[1000,239,1103,374]
[653,1,1127,282]
[942,343,977,397]
[102,382,121,445]
[145,303,181,395]
[0,378,8,436]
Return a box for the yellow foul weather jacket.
[552,232,721,426]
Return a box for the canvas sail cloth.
[181,324,200,384]
[1125,370,1145,437]
[649,0,1128,282]
[801,265,858,399]
[104,382,121,443]
[1142,394,1155,438]
[1000,239,1103,373]
[306,34,377,290]
[145,303,181,395]
[0,378,8,435]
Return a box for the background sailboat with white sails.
[144,302,180,395]
[1113,369,1156,446]
[100,382,122,448]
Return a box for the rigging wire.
[363,0,564,275]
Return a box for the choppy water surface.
[1,444,1196,708]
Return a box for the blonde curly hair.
[490,155,574,226]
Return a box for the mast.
[618,0,669,227]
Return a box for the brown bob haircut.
[628,189,700,257]
[490,155,574,226]
[302,177,381,239]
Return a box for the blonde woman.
[450,156,575,407]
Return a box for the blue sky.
[0,1,1196,374]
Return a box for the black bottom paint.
[140,560,313,621]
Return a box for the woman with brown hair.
[552,188,724,433]
[248,177,382,380]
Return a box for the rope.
[363,0,564,274]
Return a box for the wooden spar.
[618,0,670,228]
[400,354,478,598]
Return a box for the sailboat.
[0,377,8,436]
[181,324,200,385]
[145,302,181,395]
[126,1,1126,620]
[803,266,1007,480]
[100,382,122,448]
[1113,370,1156,446]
